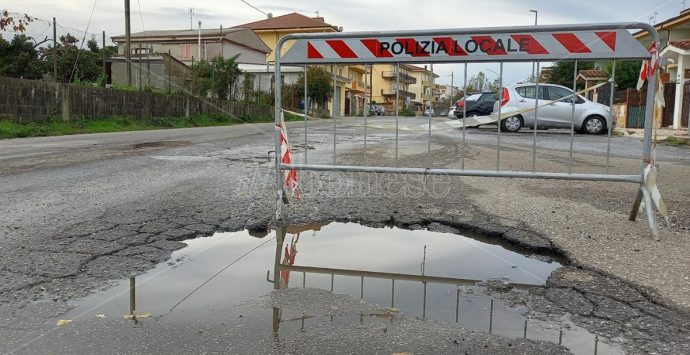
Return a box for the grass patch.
[399,108,416,117]
[0,113,278,139]
[662,136,689,146]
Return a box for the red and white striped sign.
[281,29,649,64]
[276,115,301,200]
[637,42,659,90]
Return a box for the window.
[515,86,547,100]
[133,46,152,55]
[547,86,574,101]
[179,44,192,60]
[480,92,498,102]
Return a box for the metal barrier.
[274,23,661,239]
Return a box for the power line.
[68,0,98,83]
[158,235,277,319]
[240,0,267,16]
[137,0,145,31]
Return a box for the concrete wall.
[0,76,272,122]
[109,55,192,91]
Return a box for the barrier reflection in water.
[269,224,621,355]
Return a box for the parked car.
[453,92,498,119]
[446,106,455,119]
[424,107,435,116]
[369,104,386,116]
[494,84,613,134]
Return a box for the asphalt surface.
[1,117,689,354]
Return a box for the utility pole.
[125,0,132,86]
[451,71,454,103]
[102,30,106,77]
[189,8,194,30]
[198,21,202,62]
[53,17,57,82]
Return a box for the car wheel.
[500,115,523,133]
[582,116,605,135]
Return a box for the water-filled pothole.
[46,222,622,354]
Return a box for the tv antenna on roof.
[649,11,658,25]
[315,11,319,17]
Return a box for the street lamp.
[484,68,500,92]
[530,10,538,83]
[529,9,538,26]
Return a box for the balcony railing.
[381,88,416,99]
[382,71,416,84]
[350,81,368,92]
[334,74,351,83]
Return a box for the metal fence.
[274,23,660,239]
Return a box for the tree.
[295,66,333,108]
[87,35,99,52]
[38,33,101,83]
[0,10,32,32]
[546,61,595,87]
[601,60,642,90]
[467,72,489,92]
[465,72,502,92]
[524,73,537,83]
[59,33,79,47]
[0,34,43,79]
[192,55,242,99]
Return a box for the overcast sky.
[2,0,684,85]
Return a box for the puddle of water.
[54,223,621,355]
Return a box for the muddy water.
[55,223,622,354]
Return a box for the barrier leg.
[641,186,660,241]
[629,187,643,221]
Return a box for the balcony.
[333,74,351,84]
[382,71,416,84]
[350,81,368,93]
[381,88,416,99]
[349,65,366,73]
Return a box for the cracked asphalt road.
[1,117,689,353]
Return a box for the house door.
[345,94,351,116]
[662,83,675,127]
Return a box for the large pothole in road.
[36,223,624,354]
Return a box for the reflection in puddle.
[56,222,621,355]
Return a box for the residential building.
[635,8,690,129]
[345,65,368,116]
[111,27,271,66]
[408,65,441,112]
[438,84,460,102]
[538,66,553,83]
[233,13,353,116]
[233,12,340,63]
[368,64,418,113]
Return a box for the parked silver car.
[494,84,613,134]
